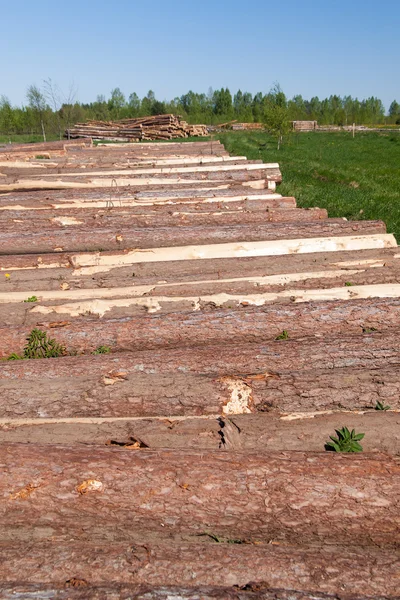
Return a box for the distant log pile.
[292,120,318,131]
[232,122,264,130]
[66,114,209,141]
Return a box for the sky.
[1,0,399,111]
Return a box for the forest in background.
[1,81,400,139]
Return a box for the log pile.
[232,122,264,130]
[292,120,318,131]
[0,138,399,598]
[66,114,209,141]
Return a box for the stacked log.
[66,114,208,141]
[292,121,318,131]
[0,138,400,598]
[232,122,264,130]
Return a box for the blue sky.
[1,0,399,110]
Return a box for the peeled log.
[1,446,399,548]
[0,220,387,254]
[0,543,398,597]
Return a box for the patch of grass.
[92,345,111,355]
[216,130,400,240]
[23,296,38,303]
[0,134,59,144]
[6,328,66,360]
[362,326,378,333]
[325,426,365,453]
[375,400,391,411]
[275,330,289,340]
[344,282,354,287]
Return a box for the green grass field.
[216,131,400,241]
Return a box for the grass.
[0,134,59,144]
[214,130,400,240]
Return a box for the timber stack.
[66,114,209,141]
[0,138,399,599]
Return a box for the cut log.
[1,445,399,548]
[0,208,328,230]
[1,336,400,418]
[0,584,397,600]
[0,246,395,288]
[1,293,400,351]
[0,221,388,255]
[0,413,398,454]
[0,543,398,597]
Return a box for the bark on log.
[0,584,396,600]
[0,158,262,178]
[0,185,280,205]
[0,543,398,596]
[0,208,328,230]
[0,220,387,254]
[1,295,400,353]
[1,413,398,454]
[0,247,395,290]
[1,446,399,548]
[1,336,400,418]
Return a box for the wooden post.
[353,123,356,138]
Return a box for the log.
[0,246,395,289]
[0,583,396,600]
[1,413,398,454]
[0,176,273,193]
[1,446,399,548]
[0,189,285,211]
[1,335,400,418]
[0,543,398,596]
[0,220,387,255]
[1,294,399,354]
[0,207,328,230]
[24,163,280,179]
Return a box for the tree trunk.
[2,445,399,548]
[0,220,387,254]
[1,335,400,418]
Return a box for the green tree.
[262,84,290,149]
[108,87,126,119]
[26,84,47,141]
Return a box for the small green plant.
[375,400,391,411]
[325,426,364,453]
[35,155,49,159]
[23,296,38,303]
[6,353,23,360]
[344,282,354,287]
[275,330,289,340]
[7,328,66,360]
[362,326,378,333]
[92,345,111,355]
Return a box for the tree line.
[1,80,399,139]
